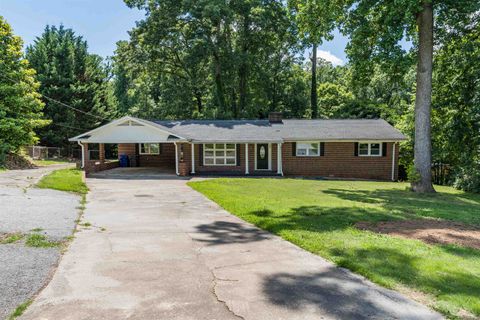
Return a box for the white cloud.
[316,50,344,66]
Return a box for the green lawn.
[188,178,480,319]
[36,168,88,194]
[33,159,72,166]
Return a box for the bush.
[407,164,421,184]
[453,165,480,193]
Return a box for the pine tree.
[0,16,48,163]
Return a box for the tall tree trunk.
[311,43,318,118]
[238,16,249,118]
[213,53,227,115]
[194,90,203,114]
[412,1,435,193]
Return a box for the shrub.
[453,165,480,193]
[407,164,421,184]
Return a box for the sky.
[1,0,348,65]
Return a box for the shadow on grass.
[248,205,480,317]
[251,206,406,234]
[323,188,480,225]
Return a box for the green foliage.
[25,25,116,150]
[0,233,24,244]
[25,234,61,248]
[8,299,32,320]
[407,164,421,184]
[115,0,303,119]
[0,16,49,163]
[36,168,88,194]
[189,178,480,318]
[454,165,480,194]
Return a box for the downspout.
[77,141,85,169]
[391,142,396,181]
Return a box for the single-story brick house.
[69,113,406,180]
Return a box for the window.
[296,142,320,156]
[139,143,160,155]
[88,143,100,160]
[358,142,382,156]
[204,143,236,166]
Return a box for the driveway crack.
[210,269,245,320]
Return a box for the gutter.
[77,141,85,169]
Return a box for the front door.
[256,144,269,170]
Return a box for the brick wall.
[118,143,175,170]
[282,142,399,180]
[91,141,400,180]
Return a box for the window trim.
[139,143,160,155]
[295,141,321,157]
[203,143,237,166]
[358,142,382,157]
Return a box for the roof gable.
[69,116,184,143]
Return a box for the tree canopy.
[0,16,48,163]
[25,25,116,150]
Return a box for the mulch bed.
[356,219,480,250]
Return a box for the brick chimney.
[268,112,283,123]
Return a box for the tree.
[26,25,116,150]
[0,16,48,163]
[119,0,303,119]
[288,0,339,118]
[326,0,479,192]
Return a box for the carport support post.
[245,143,249,174]
[99,143,105,162]
[277,143,283,175]
[191,143,195,174]
[174,142,179,175]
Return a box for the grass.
[36,168,88,194]
[188,178,480,319]
[33,159,71,166]
[0,233,24,244]
[25,234,61,248]
[8,299,32,319]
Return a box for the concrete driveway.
[21,173,442,320]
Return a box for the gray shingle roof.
[150,119,406,142]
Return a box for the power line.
[0,72,109,121]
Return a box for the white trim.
[78,141,85,169]
[202,143,237,166]
[391,143,396,181]
[277,143,283,175]
[191,143,195,174]
[245,143,249,175]
[284,139,404,143]
[358,142,383,157]
[69,116,186,142]
[174,142,179,175]
[254,143,272,170]
[295,141,321,157]
[138,143,160,155]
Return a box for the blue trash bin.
[119,154,129,167]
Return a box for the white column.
[391,142,396,181]
[174,142,179,175]
[191,143,195,174]
[277,143,283,175]
[245,143,249,175]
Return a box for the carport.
[69,116,187,175]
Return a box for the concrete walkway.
[21,175,442,320]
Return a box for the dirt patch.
[356,219,480,250]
